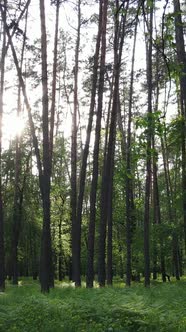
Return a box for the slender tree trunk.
[117,101,126,160]
[125,19,137,287]
[71,0,81,287]
[86,0,108,288]
[152,136,166,281]
[12,7,28,285]
[178,247,183,276]
[58,218,63,281]
[39,0,53,292]
[12,136,22,285]
[76,0,102,288]
[173,152,181,280]
[144,1,153,287]
[161,127,180,280]
[50,0,60,162]
[107,0,129,287]
[49,2,60,283]
[81,16,103,287]
[102,79,114,287]
[98,2,118,287]
[173,0,186,252]
[116,224,124,278]
[160,87,180,280]
[152,51,166,282]
[98,0,128,287]
[0,0,6,292]
[106,159,114,285]
[32,229,38,281]
[161,84,180,280]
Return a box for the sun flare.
[3,114,26,141]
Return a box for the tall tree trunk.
[143,1,153,287]
[106,157,114,286]
[71,0,81,287]
[160,124,180,280]
[173,0,186,252]
[12,7,28,286]
[107,0,129,287]
[77,0,102,288]
[49,0,61,282]
[152,136,166,281]
[86,0,108,288]
[106,87,118,286]
[98,0,128,287]
[50,0,60,163]
[160,84,180,280]
[0,0,6,292]
[39,0,53,292]
[172,151,181,280]
[125,19,137,287]
[152,50,166,282]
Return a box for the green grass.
[0,278,186,331]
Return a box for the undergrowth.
[0,278,185,331]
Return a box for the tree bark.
[58,218,63,281]
[50,0,60,163]
[152,49,166,282]
[143,1,153,287]
[86,0,108,288]
[78,7,102,285]
[173,0,186,252]
[39,0,53,292]
[125,18,137,287]
[71,0,81,287]
[98,0,128,287]
[0,0,6,292]
[12,6,28,286]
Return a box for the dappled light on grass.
[56,281,75,288]
[55,279,100,289]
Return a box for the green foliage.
[135,111,162,131]
[0,279,186,331]
[167,116,184,149]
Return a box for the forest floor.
[0,277,185,332]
